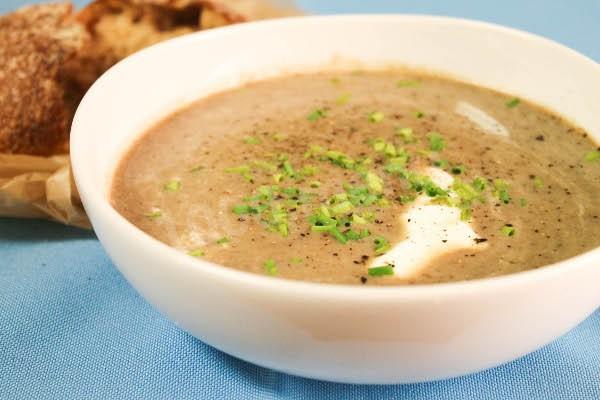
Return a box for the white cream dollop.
[370,168,487,278]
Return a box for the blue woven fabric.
[1,1,599,398]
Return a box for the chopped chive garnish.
[505,98,520,108]
[189,165,204,173]
[273,173,284,183]
[519,198,527,207]
[309,181,322,188]
[397,194,416,204]
[584,150,600,162]
[329,226,348,243]
[397,79,420,88]
[450,165,465,175]
[163,179,181,192]
[299,165,318,177]
[282,160,295,177]
[336,93,351,105]
[432,159,449,170]
[307,109,327,121]
[225,165,253,182]
[501,224,516,237]
[368,111,385,123]
[472,176,488,192]
[395,127,416,143]
[373,236,391,255]
[426,132,445,152]
[414,110,425,118]
[145,208,162,219]
[364,171,384,193]
[187,249,205,257]
[533,176,544,189]
[352,213,368,225]
[216,237,230,245]
[331,200,354,215]
[368,265,395,277]
[493,179,511,204]
[252,160,277,172]
[264,259,278,276]
[232,205,260,215]
[243,136,261,145]
[330,77,341,86]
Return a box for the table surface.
[1,1,599,399]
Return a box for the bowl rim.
[71,13,600,300]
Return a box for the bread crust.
[0,3,87,155]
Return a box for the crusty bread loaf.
[69,0,245,91]
[0,3,88,155]
[0,0,245,156]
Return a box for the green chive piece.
[352,214,368,225]
[216,237,230,245]
[426,132,445,151]
[253,160,277,172]
[299,165,318,177]
[264,259,278,276]
[187,249,205,257]
[533,176,544,189]
[368,265,395,277]
[307,109,327,121]
[450,165,465,175]
[243,136,261,145]
[493,179,511,204]
[329,226,348,243]
[431,159,449,170]
[365,171,384,193]
[336,93,351,105]
[584,150,600,162]
[395,127,416,143]
[225,165,253,182]
[322,150,356,169]
[397,79,420,88]
[331,200,354,215]
[163,179,181,192]
[273,173,284,183]
[397,194,416,204]
[368,111,385,123]
[145,208,162,219]
[472,177,488,192]
[506,98,520,108]
[330,77,341,86]
[373,236,391,255]
[414,110,425,118]
[459,207,472,221]
[189,165,204,173]
[282,160,295,177]
[501,224,516,237]
[232,205,260,215]
[519,198,528,207]
[309,181,322,188]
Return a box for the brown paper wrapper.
[0,154,91,228]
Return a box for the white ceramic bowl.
[71,15,600,384]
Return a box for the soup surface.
[111,70,600,285]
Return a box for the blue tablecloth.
[1,1,599,398]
